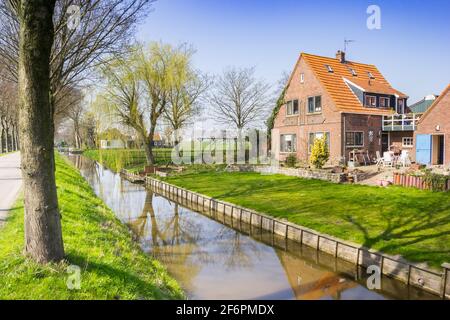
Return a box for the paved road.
[0,152,22,227]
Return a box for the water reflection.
[68,155,438,300]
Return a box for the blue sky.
[137,0,450,103]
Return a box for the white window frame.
[368,72,375,79]
[365,95,377,108]
[325,65,333,73]
[402,137,414,148]
[286,101,293,115]
[345,131,364,148]
[280,134,297,153]
[286,100,299,116]
[397,99,405,114]
[307,96,322,114]
[380,97,390,108]
[300,73,304,83]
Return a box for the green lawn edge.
[162,171,450,270]
[0,153,185,300]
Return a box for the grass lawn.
[164,171,450,269]
[0,153,184,300]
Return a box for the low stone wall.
[140,175,449,299]
[254,166,346,183]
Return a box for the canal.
[68,155,437,300]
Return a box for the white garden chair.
[375,151,384,166]
[399,150,411,167]
[383,152,393,167]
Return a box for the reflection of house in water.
[277,251,357,300]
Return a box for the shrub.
[422,170,449,192]
[285,154,297,168]
[310,136,329,169]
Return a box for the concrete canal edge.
[120,170,450,299]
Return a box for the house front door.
[416,134,432,165]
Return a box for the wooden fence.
[393,173,450,191]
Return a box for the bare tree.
[163,45,211,145]
[0,0,154,119]
[209,67,272,130]
[64,88,84,149]
[0,73,18,153]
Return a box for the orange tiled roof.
[299,53,407,115]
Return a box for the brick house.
[414,84,450,166]
[272,51,417,165]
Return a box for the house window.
[325,65,334,73]
[349,67,357,76]
[365,95,377,108]
[308,132,330,153]
[368,72,375,79]
[402,137,414,148]
[286,100,299,116]
[346,132,364,147]
[308,96,322,113]
[397,99,405,114]
[380,97,390,108]
[300,73,304,83]
[280,134,297,153]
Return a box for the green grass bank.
[163,171,450,269]
[0,153,184,300]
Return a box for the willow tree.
[102,43,195,165]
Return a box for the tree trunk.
[4,123,10,153]
[146,125,157,165]
[11,123,16,151]
[14,125,19,151]
[18,0,64,264]
[0,123,3,153]
[143,138,154,165]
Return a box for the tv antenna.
[344,38,356,53]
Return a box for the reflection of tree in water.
[127,190,205,288]
[211,225,265,270]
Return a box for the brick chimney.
[336,50,346,63]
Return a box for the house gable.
[274,55,340,129]
[417,84,450,132]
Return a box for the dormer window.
[380,97,390,108]
[365,95,377,108]
[325,65,334,73]
[397,99,405,114]
[368,72,375,79]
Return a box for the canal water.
[68,155,437,300]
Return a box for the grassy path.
[164,171,450,269]
[0,153,184,300]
